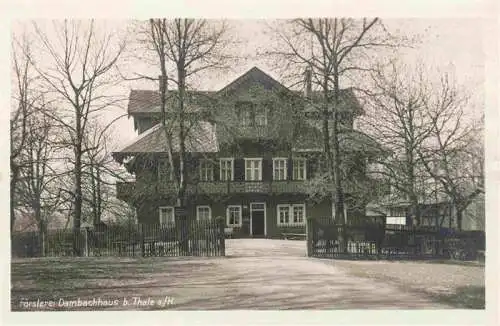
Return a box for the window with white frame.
[226,205,242,227]
[273,158,287,181]
[158,160,174,181]
[293,158,307,180]
[159,206,175,225]
[278,205,290,225]
[245,158,262,181]
[220,158,234,181]
[255,110,267,126]
[292,204,305,224]
[241,110,252,126]
[196,206,211,221]
[199,159,214,181]
[277,204,306,226]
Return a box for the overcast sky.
[12,18,486,150]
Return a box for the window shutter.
[288,158,293,180]
[234,159,245,181]
[213,159,219,181]
[263,158,273,181]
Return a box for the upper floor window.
[220,158,234,181]
[199,159,214,181]
[241,109,252,127]
[237,101,268,126]
[245,158,262,181]
[273,158,288,181]
[255,110,268,126]
[293,158,307,180]
[159,206,175,225]
[237,102,254,127]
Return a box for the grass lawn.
[328,259,485,309]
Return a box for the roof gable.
[218,66,289,95]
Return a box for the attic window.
[237,102,254,127]
[255,110,267,126]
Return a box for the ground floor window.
[196,205,212,221]
[159,206,175,225]
[277,204,306,226]
[226,205,242,227]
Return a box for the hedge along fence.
[306,217,485,261]
[12,218,226,258]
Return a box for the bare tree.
[10,35,38,233]
[16,100,65,255]
[418,76,484,230]
[266,18,401,247]
[30,20,125,254]
[362,62,436,226]
[123,19,232,251]
[364,62,484,229]
[81,119,131,225]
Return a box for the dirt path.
[12,240,456,310]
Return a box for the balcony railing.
[117,180,309,201]
[116,179,375,202]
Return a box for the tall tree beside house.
[362,63,435,226]
[80,119,132,225]
[363,62,484,229]
[266,18,401,247]
[125,19,233,251]
[417,76,484,230]
[29,20,126,255]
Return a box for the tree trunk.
[73,114,83,256]
[177,65,189,253]
[332,72,347,252]
[10,164,19,234]
[38,219,47,257]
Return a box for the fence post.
[140,224,145,257]
[306,217,313,257]
[218,217,225,256]
[84,227,89,257]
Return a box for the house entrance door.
[250,203,266,237]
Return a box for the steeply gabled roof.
[113,121,218,160]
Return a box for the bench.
[282,233,306,240]
[224,227,234,239]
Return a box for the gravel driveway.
[13,239,480,310]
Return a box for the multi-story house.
[112,67,381,238]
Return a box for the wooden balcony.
[117,180,309,201]
[117,179,366,202]
[270,181,307,194]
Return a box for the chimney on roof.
[304,68,312,98]
[159,74,168,95]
